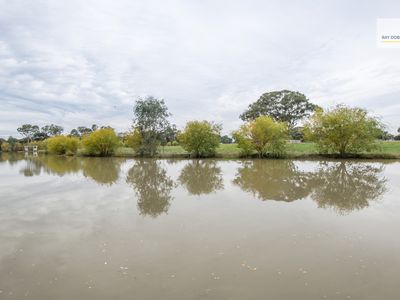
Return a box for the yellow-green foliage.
[32,140,48,151]
[82,128,120,156]
[1,142,10,152]
[124,130,142,152]
[303,105,382,156]
[47,136,79,155]
[233,116,288,157]
[178,121,221,157]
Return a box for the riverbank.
[112,141,400,159]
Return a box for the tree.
[17,124,39,143]
[161,124,178,146]
[131,96,171,156]
[220,135,233,144]
[77,126,93,136]
[124,129,142,152]
[82,128,120,156]
[41,124,64,137]
[47,136,79,155]
[177,121,221,158]
[70,129,80,137]
[233,116,288,158]
[303,105,382,157]
[240,90,317,130]
[1,142,10,152]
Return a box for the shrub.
[1,142,10,152]
[233,116,288,158]
[82,128,120,156]
[177,121,221,157]
[14,142,24,152]
[303,105,382,157]
[125,129,143,153]
[47,136,79,155]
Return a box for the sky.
[0,0,399,138]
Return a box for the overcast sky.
[0,0,399,137]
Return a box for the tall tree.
[17,124,39,143]
[41,124,64,137]
[132,96,171,156]
[240,90,317,130]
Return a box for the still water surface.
[0,153,399,299]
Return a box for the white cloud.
[0,0,399,137]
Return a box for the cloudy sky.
[0,0,399,137]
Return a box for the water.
[0,153,399,299]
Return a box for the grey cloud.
[0,0,400,138]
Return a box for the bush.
[178,121,221,157]
[1,142,10,152]
[47,136,79,155]
[303,105,382,157]
[125,130,143,153]
[233,116,288,157]
[31,140,48,151]
[82,128,120,156]
[14,142,24,152]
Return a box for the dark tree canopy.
[240,90,317,129]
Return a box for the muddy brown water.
[0,153,399,299]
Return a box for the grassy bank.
[113,141,400,159]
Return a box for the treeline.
[1,90,399,158]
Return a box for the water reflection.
[311,162,387,214]
[233,160,312,202]
[126,159,174,217]
[2,153,389,215]
[81,157,122,185]
[233,159,387,213]
[179,160,223,195]
[16,155,124,185]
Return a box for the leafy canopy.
[82,128,120,156]
[178,121,221,158]
[47,136,79,155]
[240,90,317,130]
[303,105,382,156]
[17,124,39,142]
[233,116,288,157]
[132,96,171,156]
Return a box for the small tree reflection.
[126,159,174,217]
[179,160,223,195]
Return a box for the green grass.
[113,141,400,159]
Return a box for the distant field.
[114,141,400,158]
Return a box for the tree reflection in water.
[81,157,123,185]
[17,155,124,185]
[233,160,312,202]
[310,162,387,214]
[179,160,223,195]
[126,159,174,217]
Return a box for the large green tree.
[131,96,171,157]
[240,90,317,130]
